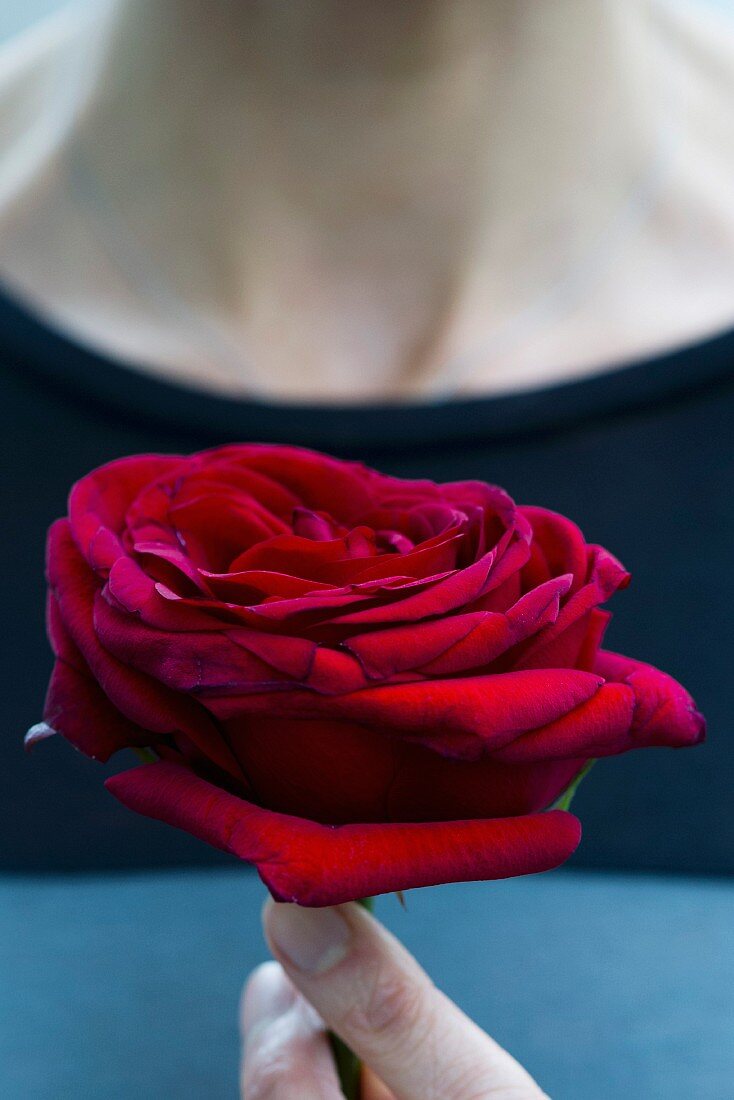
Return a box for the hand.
[240,899,548,1099]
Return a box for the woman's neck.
[71,0,654,397]
[7,0,720,400]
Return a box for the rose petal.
[96,595,370,696]
[220,713,583,823]
[48,520,242,778]
[202,668,605,760]
[227,445,377,523]
[594,650,706,747]
[345,613,488,680]
[106,761,582,906]
[330,551,510,628]
[520,507,591,595]
[107,557,232,630]
[39,657,151,761]
[493,682,636,762]
[94,595,293,692]
[345,575,569,680]
[516,546,629,670]
[419,575,572,676]
[69,454,183,572]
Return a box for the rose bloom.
[29,445,704,905]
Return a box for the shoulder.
[651,0,734,94]
[0,9,78,139]
[649,0,734,232]
[0,6,103,214]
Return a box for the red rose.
[30,444,704,905]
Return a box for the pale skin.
[241,900,547,1099]
[2,1,734,1094]
[1,1,734,400]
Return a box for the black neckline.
[2,284,734,452]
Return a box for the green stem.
[132,746,157,764]
[551,759,596,811]
[330,897,374,1100]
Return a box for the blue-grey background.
[3,867,734,1100]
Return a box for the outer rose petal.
[95,595,371,695]
[40,593,153,760]
[105,762,582,906]
[37,657,152,760]
[515,546,629,671]
[594,650,706,747]
[202,668,604,760]
[492,683,637,763]
[418,576,572,676]
[49,520,243,778]
[69,453,184,571]
[519,506,589,595]
[496,654,706,762]
[212,715,582,824]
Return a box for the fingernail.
[265,901,351,975]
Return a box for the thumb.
[263,899,546,1100]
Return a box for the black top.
[3,287,733,874]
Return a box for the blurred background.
[2,1,732,36]
[6,0,734,24]
[1,1,61,37]
[1,2,733,1097]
